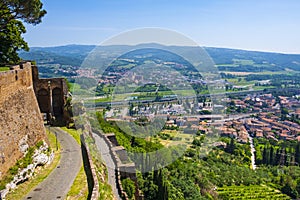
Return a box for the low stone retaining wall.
[92,129,129,200]
[80,121,143,200]
[92,129,144,200]
[81,128,99,200]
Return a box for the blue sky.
[24,0,300,54]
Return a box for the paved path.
[23,127,82,200]
[248,133,257,170]
[92,132,121,200]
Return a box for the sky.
[24,0,300,54]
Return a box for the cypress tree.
[275,148,281,165]
[270,146,274,165]
[226,138,235,154]
[263,147,270,165]
[295,143,300,165]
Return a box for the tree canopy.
[0,0,46,65]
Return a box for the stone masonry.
[32,65,68,123]
[0,62,48,177]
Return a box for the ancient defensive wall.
[0,62,47,177]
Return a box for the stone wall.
[0,62,47,178]
[80,131,99,200]
[32,65,69,122]
[93,130,144,200]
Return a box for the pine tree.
[0,0,46,65]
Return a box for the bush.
[35,140,44,149]
[121,178,136,199]
[9,166,19,175]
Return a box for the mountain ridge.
[19,44,300,72]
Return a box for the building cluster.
[218,120,249,143]
[229,93,300,142]
[245,113,300,142]
[104,92,300,144]
[75,68,97,78]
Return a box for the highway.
[82,87,288,108]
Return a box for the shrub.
[121,178,136,199]
[35,140,44,149]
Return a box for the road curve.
[23,127,82,200]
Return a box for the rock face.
[18,135,29,154]
[33,153,49,166]
[1,141,54,198]
[0,63,47,178]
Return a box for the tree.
[0,11,28,64]
[226,138,235,154]
[270,146,274,165]
[295,142,300,165]
[262,147,270,165]
[121,178,136,199]
[275,148,281,165]
[281,107,289,120]
[0,0,46,65]
[0,0,46,26]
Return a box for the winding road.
[23,127,82,200]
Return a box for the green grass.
[158,130,193,147]
[65,166,89,200]
[5,130,61,200]
[253,86,276,90]
[232,59,255,65]
[217,184,291,200]
[69,82,94,96]
[83,134,115,200]
[60,127,82,144]
[62,127,115,199]
[60,127,90,200]
[118,63,135,69]
[93,96,112,103]
[93,89,197,103]
[227,78,256,86]
[0,67,10,72]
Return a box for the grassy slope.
[5,130,61,200]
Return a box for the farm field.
[158,130,194,147]
[217,185,291,200]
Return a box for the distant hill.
[19,45,95,66]
[205,47,300,72]
[19,44,300,72]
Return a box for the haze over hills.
[19,44,300,73]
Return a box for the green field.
[158,130,193,147]
[0,67,10,72]
[227,78,256,86]
[217,185,291,200]
[69,82,93,96]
